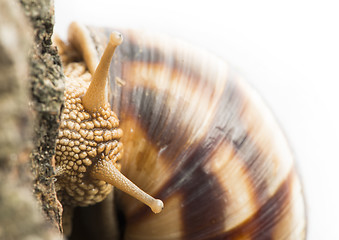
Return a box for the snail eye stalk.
[82,32,123,113]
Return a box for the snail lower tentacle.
[90,160,163,214]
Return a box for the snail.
[54,22,307,239]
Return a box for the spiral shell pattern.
[66,24,306,240]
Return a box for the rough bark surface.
[20,0,65,232]
[0,0,64,238]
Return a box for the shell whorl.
[58,23,306,239]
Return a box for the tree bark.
[0,0,64,238]
[20,0,65,232]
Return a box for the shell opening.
[90,160,164,214]
[82,31,123,112]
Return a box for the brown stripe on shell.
[212,170,305,240]
[272,171,306,239]
[204,141,258,233]
[117,108,229,240]
[236,79,295,202]
[117,114,179,218]
[106,27,228,80]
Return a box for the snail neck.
[82,32,123,112]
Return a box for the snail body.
[55,22,306,239]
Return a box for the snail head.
[54,24,163,214]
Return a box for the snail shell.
[57,23,306,239]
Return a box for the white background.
[55,1,339,239]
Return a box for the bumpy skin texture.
[55,67,123,206]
